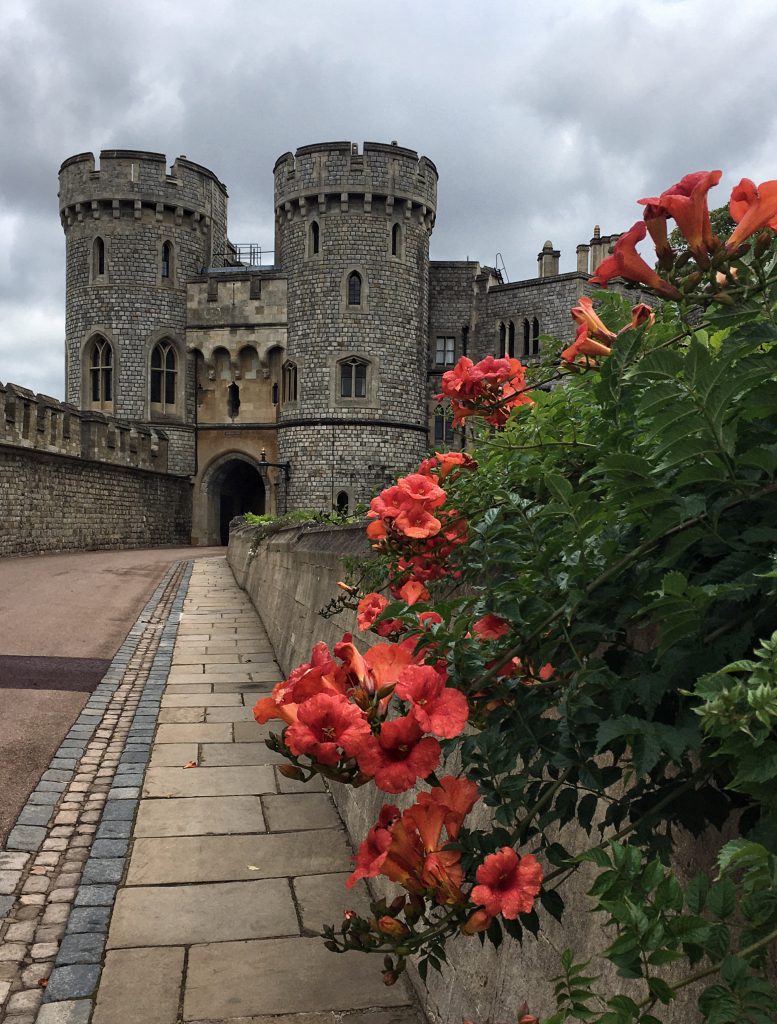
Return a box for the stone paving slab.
[161,693,242,707]
[292,872,371,933]
[148,743,198,767]
[154,723,233,744]
[126,829,352,884]
[93,946,184,1024]
[106,879,298,947]
[184,937,412,1019]
[198,741,285,765]
[142,765,276,797]
[262,793,342,831]
[134,796,266,837]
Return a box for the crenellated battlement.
[273,141,437,229]
[58,150,228,232]
[0,381,169,473]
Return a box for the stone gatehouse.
[52,142,626,546]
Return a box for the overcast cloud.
[2,0,777,397]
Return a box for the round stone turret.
[273,141,438,510]
[59,150,229,474]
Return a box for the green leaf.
[708,879,737,919]
[686,872,710,913]
[647,977,674,1004]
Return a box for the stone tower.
[58,149,229,474]
[273,141,437,511]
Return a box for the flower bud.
[461,909,492,934]
[681,271,702,292]
[756,231,773,256]
[337,581,358,594]
[278,764,305,781]
[711,292,735,305]
[377,915,410,938]
[382,970,399,986]
[389,895,407,914]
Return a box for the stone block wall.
[0,380,191,557]
[228,521,719,1024]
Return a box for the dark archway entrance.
[216,459,265,544]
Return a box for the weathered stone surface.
[198,742,284,766]
[142,765,275,798]
[293,872,371,933]
[126,830,351,885]
[107,879,297,947]
[134,796,266,837]
[44,963,101,1000]
[161,693,241,707]
[148,743,199,767]
[155,724,233,744]
[93,946,184,1024]
[262,793,341,832]
[184,938,412,1018]
[37,1000,94,1024]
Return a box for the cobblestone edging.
[0,560,192,1024]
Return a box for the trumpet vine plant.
[254,171,777,1024]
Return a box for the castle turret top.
[273,140,437,216]
[58,150,228,221]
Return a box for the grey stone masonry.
[275,141,437,511]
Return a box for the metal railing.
[214,243,275,268]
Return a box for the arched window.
[150,340,177,411]
[532,317,540,355]
[271,382,279,405]
[391,223,401,257]
[309,221,320,256]
[161,241,172,279]
[507,321,515,358]
[340,357,368,399]
[89,336,113,408]
[335,490,349,514]
[498,322,506,357]
[347,271,362,306]
[239,346,259,380]
[523,319,531,357]
[213,348,232,381]
[282,361,298,403]
[93,237,105,278]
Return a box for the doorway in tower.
[201,454,266,546]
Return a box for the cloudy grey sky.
[2,0,777,398]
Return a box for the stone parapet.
[0,380,171,473]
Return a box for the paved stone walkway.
[0,556,419,1024]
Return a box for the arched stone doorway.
[200,453,266,546]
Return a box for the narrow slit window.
[93,237,105,278]
[282,361,298,403]
[161,241,172,279]
[310,221,320,255]
[391,223,401,256]
[499,323,506,357]
[523,319,531,357]
[227,382,241,419]
[532,317,540,355]
[507,321,515,358]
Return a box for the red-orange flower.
[570,296,616,343]
[396,579,430,605]
[726,178,777,251]
[356,715,441,793]
[356,592,402,637]
[561,324,613,365]
[418,451,478,482]
[285,692,371,766]
[394,665,469,739]
[470,847,543,919]
[639,171,722,259]
[629,302,655,330]
[346,804,400,887]
[589,221,681,300]
[415,775,479,839]
[472,613,510,640]
[461,908,492,934]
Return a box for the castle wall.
[275,142,437,511]
[0,381,191,557]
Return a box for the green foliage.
[326,235,777,1019]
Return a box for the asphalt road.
[0,546,223,843]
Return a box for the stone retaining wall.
[228,521,714,1024]
[0,447,191,558]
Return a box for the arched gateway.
[200,453,265,545]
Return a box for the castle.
[26,141,619,549]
